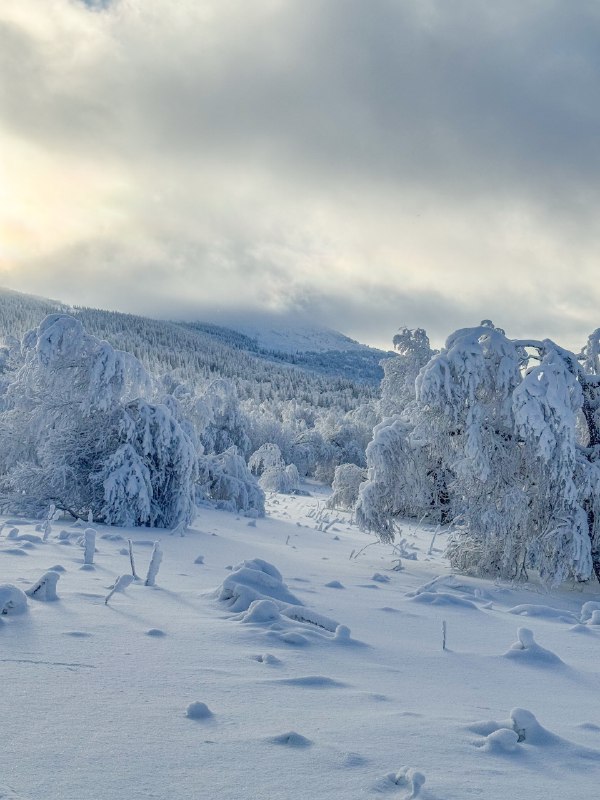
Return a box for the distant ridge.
[0,288,391,409]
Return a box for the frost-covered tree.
[0,315,196,527]
[327,463,365,511]
[356,417,442,541]
[379,327,434,418]
[418,323,528,579]
[361,320,600,586]
[248,443,285,476]
[199,379,251,456]
[201,446,265,516]
[248,442,299,494]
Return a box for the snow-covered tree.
[379,327,434,418]
[327,463,365,511]
[199,379,251,456]
[418,323,528,579]
[0,315,196,528]
[201,446,265,516]
[248,443,285,476]
[248,442,300,494]
[356,417,442,541]
[362,320,600,586]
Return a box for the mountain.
[0,288,391,410]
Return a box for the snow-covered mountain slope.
[229,321,368,355]
[0,287,389,396]
[2,488,600,800]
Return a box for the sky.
[1,0,599,351]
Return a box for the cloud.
[1,0,599,350]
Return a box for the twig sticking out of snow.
[25,571,60,601]
[427,525,440,555]
[145,542,163,587]
[83,528,96,565]
[42,503,56,542]
[170,521,186,537]
[128,539,140,580]
[442,619,447,650]
[104,574,134,604]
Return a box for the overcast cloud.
[1,0,599,349]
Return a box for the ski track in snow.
[1,483,600,800]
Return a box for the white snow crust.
[1,484,600,800]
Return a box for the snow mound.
[478,728,520,754]
[216,558,351,645]
[25,570,60,601]
[503,627,564,666]
[268,731,313,747]
[281,605,340,632]
[325,580,345,589]
[15,534,42,544]
[239,599,281,623]
[470,708,600,759]
[216,558,301,612]
[0,584,28,615]
[507,604,577,623]
[410,591,478,609]
[271,675,347,689]
[146,628,166,637]
[580,601,600,623]
[376,767,426,798]
[186,701,213,720]
[253,653,281,665]
[372,572,390,583]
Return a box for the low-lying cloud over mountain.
[1,1,599,349]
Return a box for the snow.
[230,321,368,355]
[1,485,600,799]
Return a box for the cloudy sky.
[1,0,599,350]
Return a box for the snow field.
[1,485,600,799]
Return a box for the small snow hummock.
[253,653,281,664]
[503,627,563,666]
[146,628,166,637]
[0,584,28,615]
[268,731,312,748]
[479,728,520,754]
[186,701,213,720]
[371,572,390,583]
[25,570,61,601]
[378,767,426,798]
[334,624,351,642]
[215,558,301,612]
[470,707,600,758]
[239,599,281,624]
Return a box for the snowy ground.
[2,485,600,800]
